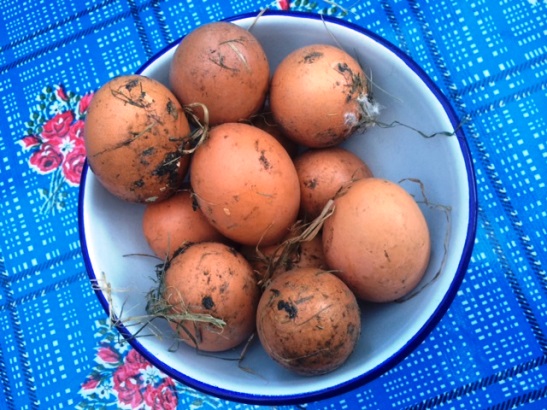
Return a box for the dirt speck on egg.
[169,21,270,125]
[84,74,191,203]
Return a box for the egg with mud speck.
[270,44,378,148]
[84,74,191,203]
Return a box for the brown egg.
[241,230,327,281]
[161,242,260,352]
[84,75,191,203]
[270,44,373,148]
[142,189,227,260]
[169,21,270,125]
[190,122,301,246]
[256,267,361,375]
[251,112,300,158]
[322,178,431,303]
[294,147,373,220]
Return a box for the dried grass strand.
[177,102,210,154]
[395,178,452,302]
[257,199,335,288]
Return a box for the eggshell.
[256,267,361,375]
[162,242,260,352]
[241,230,327,281]
[142,189,226,260]
[270,44,371,148]
[322,178,431,303]
[84,75,191,203]
[251,112,299,158]
[170,21,270,125]
[190,122,301,246]
[294,147,373,220]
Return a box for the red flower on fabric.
[56,85,69,101]
[124,348,149,373]
[29,142,63,174]
[19,135,41,150]
[113,364,144,408]
[97,346,120,364]
[20,86,94,212]
[278,0,290,10]
[62,120,86,185]
[63,142,86,186]
[144,381,178,410]
[81,377,100,390]
[78,93,93,116]
[69,119,85,140]
[41,111,74,141]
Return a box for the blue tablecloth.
[1,1,546,409]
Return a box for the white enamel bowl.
[79,10,477,405]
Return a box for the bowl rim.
[78,9,478,405]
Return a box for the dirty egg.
[84,74,191,203]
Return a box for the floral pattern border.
[18,85,93,214]
[77,320,228,410]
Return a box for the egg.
[322,177,431,302]
[160,242,260,352]
[169,21,270,125]
[142,188,227,260]
[270,44,375,148]
[84,74,191,203]
[241,229,328,282]
[190,122,301,246]
[256,267,361,375]
[294,147,373,220]
[250,112,299,158]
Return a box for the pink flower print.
[29,142,63,174]
[69,119,85,140]
[41,111,74,141]
[21,85,94,214]
[61,120,87,185]
[55,85,69,101]
[113,364,144,408]
[63,142,86,186]
[124,349,150,373]
[81,377,100,390]
[78,93,93,116]
[278,0,290,10]
[144,381,178,410]
[97,346,120,365]
[19,135,41,150]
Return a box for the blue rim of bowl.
[78,9,478,406]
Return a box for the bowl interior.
[79,11,476,404]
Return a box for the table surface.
[1,1,546,409]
